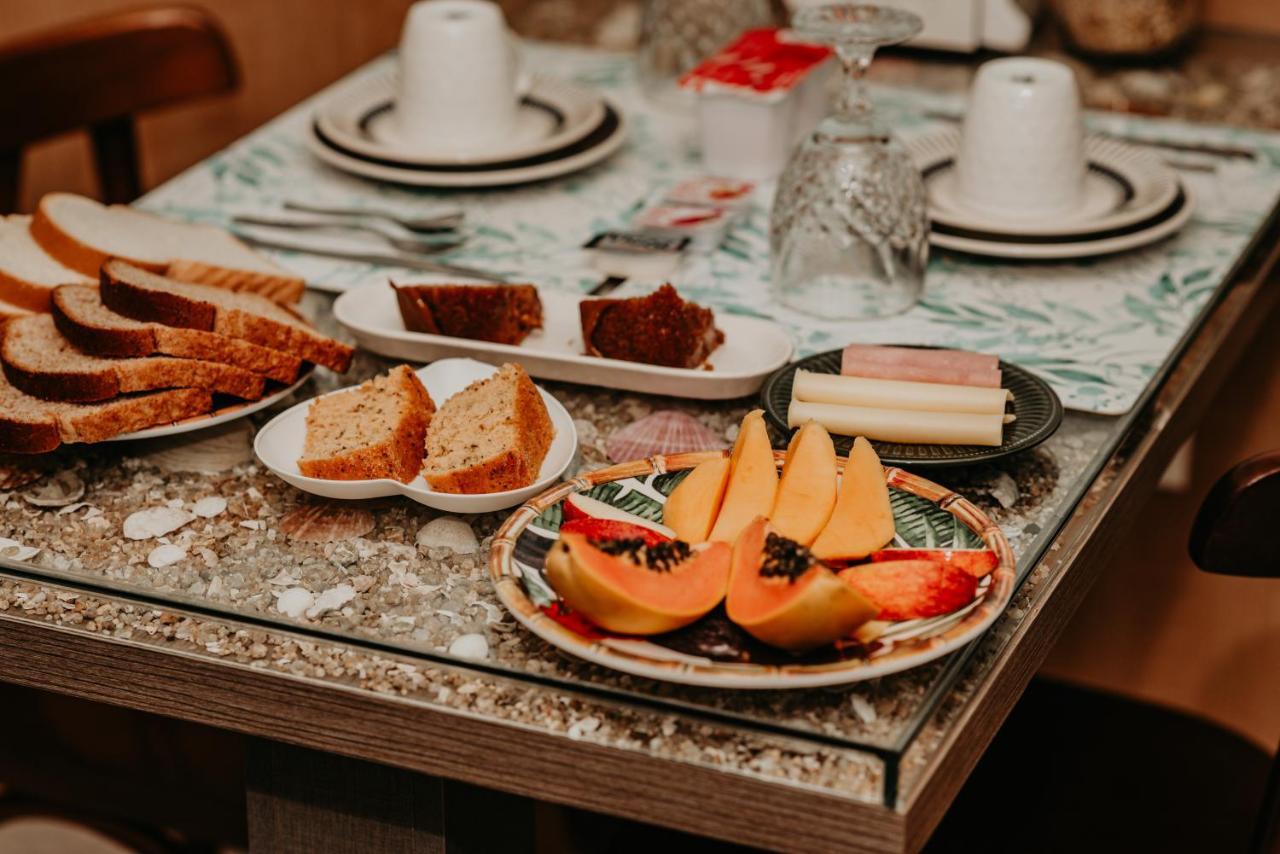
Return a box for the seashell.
[22,471,85,508]
[147,544,187,568]
[0,456,49,490]
[193,496,227,518]
[0,537,40,562]
[447,632,489,660]
[148,421,254,474]
[279,503,374,543]
[305,584,357,619]
[123,507,195,540]
[606,410,726,464]
[275,587,314,618]
[416,516,479,554]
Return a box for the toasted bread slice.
[0,368,212,454]
[422,363,553,494]
[30,193,305,303]
[2,314,265,403]
[299,365,435,483]
[0,215,94,311]
[100,260,353,373]
[52,285,303,384]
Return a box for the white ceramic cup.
[393,0,526,153]
[954,57,1086,220]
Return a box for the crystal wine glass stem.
[832,44,878,132]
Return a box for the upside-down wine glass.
[769,5,928,320]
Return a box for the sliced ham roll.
[841,344,1001,388]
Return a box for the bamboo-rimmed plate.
[490,450,1015,689]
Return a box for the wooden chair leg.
[0,148,20,213]
[90,115,142,204]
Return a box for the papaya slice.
[838,560,978,621]
[663,456,731,543]
[560,517,670,547]
[769,421,837,546]
[811,436,895,562]
[726,517,877,653]
[708,410,778,544]
[545,532,731,634]
[869,548,998,578]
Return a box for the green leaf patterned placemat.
[138,43,1280,416]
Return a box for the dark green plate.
[759,347,1064,468]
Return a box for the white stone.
[193,496,227,518]
[0,538,39,562]
[275,587,314,618]
[147,544,187,568]
[850,694,877,724]
[123,507,194,540]
[306,584,356,619]
[416,517,479,554]
[447,633,489,660]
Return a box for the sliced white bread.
[52,284,302,384]
[0,215,94,311]
[31,193,305,303]
[2,314,266,403]
[422,363,553,494]
[99,260,353,373]
[0,367,211,454]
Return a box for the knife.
[235,232,509,283]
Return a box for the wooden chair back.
[0,6,238,210]
[1188,450,1280,854]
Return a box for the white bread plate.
[332,281,794,400]
[254,358,578,514]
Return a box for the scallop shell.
[148,422,254,474]
[22,471,86,508]
[279,504,375,543]
[0,456,49,490]
[123,507,195,540]
[147,544,188,568]
[606,411,726,464]
[0,538,40,562]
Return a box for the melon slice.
[769,421,837,546]
[707,410,778,544]
[545,532,731,634]
[663,457,730,543]
[810,436,895,562]
[563,492,676,539]
[725,517,877,653]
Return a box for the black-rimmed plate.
[760,348,1063,467]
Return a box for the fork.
[283,200,465,233]
[232,215,464,255]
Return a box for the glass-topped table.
[3,40,1280,853]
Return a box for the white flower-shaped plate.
[254,358,578,514]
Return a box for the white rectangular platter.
[331,280,794,400]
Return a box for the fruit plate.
[760,347,1063,468]
[107,369,315,442]
[332,281,794,400]
[490,450,1016,689]
[254,358,578,514]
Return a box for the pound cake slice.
[2,314,265,403]
[392,282,543,345]
[580,283,724,368]
[100,260,353,373]
[30,193,305,303]
[422,363,553,494]
[299,365,435,483]
[0,369,211,454]
[0,215,94,311]
[53,285,302,384]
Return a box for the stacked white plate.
[308,72,627,187]
[909,128,1194,259]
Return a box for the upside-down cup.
[678,28,834,180]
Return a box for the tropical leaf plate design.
[490,451,1015,689]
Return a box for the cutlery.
[922,109,1251,166]
[283,200,465,233]
[234,233,509,283]
[232,215,463,255]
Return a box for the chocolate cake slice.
[580,284,724,369]
[392,282,543,346]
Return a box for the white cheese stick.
[788,400,1006,446]
[792,370,1010,415]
